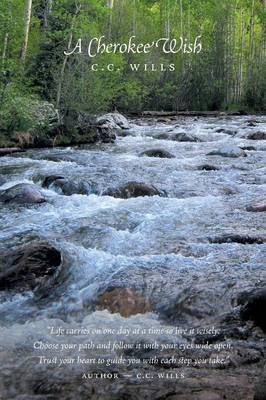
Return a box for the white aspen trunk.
[20,0,33,61]
[238,8,245,101]
[2,33,9,64]
[56,4,80,108]
[133,0,137,36]
[166,0,170,37]
[179,0,184,74]
[56,32,73,109]
[107,0,114,7]
[187,2,191,67]
[248,0,255,80]
[107,0,114,38]
[180,0,183,38]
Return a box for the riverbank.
[1,111,265,153]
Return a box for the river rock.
[246,201,266,212]
[104,181,166,198]
[246,131,266,140]
[197,164,220,171]
[139,149,175,158]
[96,287,152,317]
[42,175,64,188]
[172,132,201,142]
[0,241,62,291]
[43,176,96,196]
[215,128,236,135]
[97,113,130,130]
[97,124,116,143]
[0,183,45,204]
[156,133,170,140]
[240,288,266,333]
[0,148,24,157]
[209,234,265,244]
[247,120,259,127]
[240,146,256,151]
[207,145,246,158]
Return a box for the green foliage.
[0,86,37,132]
[0,0,265,124]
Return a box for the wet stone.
[96,287,152,317]
[215,128,237,136]
[240,288,266,333]
[240,146,256,151]
[172,132,201,142]
[246,202,266,213]
[246,131,266,140]
[104,181,166,198]
[197,165,220,171]
[0,241,62,291]
[207,145,246,158]
[209,234,265,245]
[0,183,45,204]
[139,149,175,158]
[42,176,96,196]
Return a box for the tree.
[20,0,33,61]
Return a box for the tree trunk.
[56,4,81,108]
[20,0,32,61]
[56,31,73,109]
[133,0,137,35]
[107,0,114,38]
[180,0,183,38]
[238,8,245,101]
[248,0,255,81]
[2,33,9,65]
[43,0,53,30]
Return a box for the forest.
[0,0,266,140]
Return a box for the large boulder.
[42,176,97,196]
[0,241,62,291]
[139,149,175,158]
[97,124,116,143]
[207,145,246,158]
[96,287,152,317]
[104,181,166,198]
[0,183,45,204]
[96,113,130,130]
[240,288,266,333]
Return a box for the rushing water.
[0,115,265,399]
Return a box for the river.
[0,115,265,399]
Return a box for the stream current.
[0,115,265,399]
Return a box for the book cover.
[0,1,265,400]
